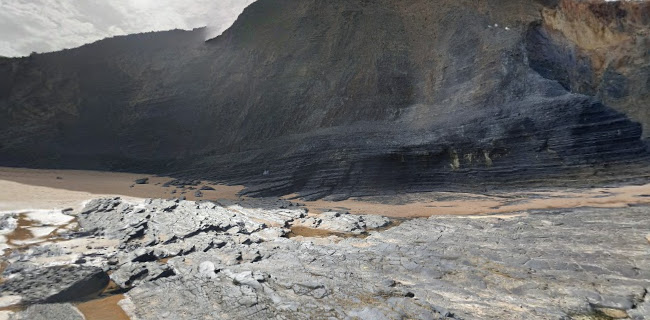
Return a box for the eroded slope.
[0,0,648,199]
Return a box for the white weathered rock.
[295,211,390,234]
[0,296,21,308]
[25,211,75,226]
[198,261,217,279]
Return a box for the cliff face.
[527,0,650,136]
[0,0,649,199]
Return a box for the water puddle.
[287,219,404,239]
[5,214,36,244]
[0,209,131,319]
[157,256,175,264]
[77,294,130,320]
[0,303,24,313]
[286,184,650,218]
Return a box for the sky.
[0,0,256,57]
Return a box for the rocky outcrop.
[2,198,650,319]
[293,211,390,234]
[10,303,85,320]
[527,0,650,136]
[0,265,109,304]
[0,0,649,199]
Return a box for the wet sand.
[293,184,650,217]
[0,167,245,212]
[1,166,650,320]
[2,166,650,218]
[0,168,249,320]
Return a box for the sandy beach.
[293,184,650,217]
[1,167,650,320]
[0,167,245,212]
[2,166,650,218]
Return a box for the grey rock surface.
[4,198,646,319]
[9,303,85,320]
[216,198,308,227]
[1,197,648,319]
[294,211,390,234]
[0,265,109,304]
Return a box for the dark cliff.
[1,0,649,199]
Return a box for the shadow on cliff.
[0,0,649,200]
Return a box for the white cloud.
[0,0,256,57]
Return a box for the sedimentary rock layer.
[528,0,650,136]
[0,0,649,198]
[2,198,649,319]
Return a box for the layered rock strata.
[0,0,649,198]
[528,0,650,136]
[1,198,649,319]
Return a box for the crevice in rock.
[150,269,176,282]
[124,269,149,287]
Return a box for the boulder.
[134,178,149,185]
[0,266,109,304]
